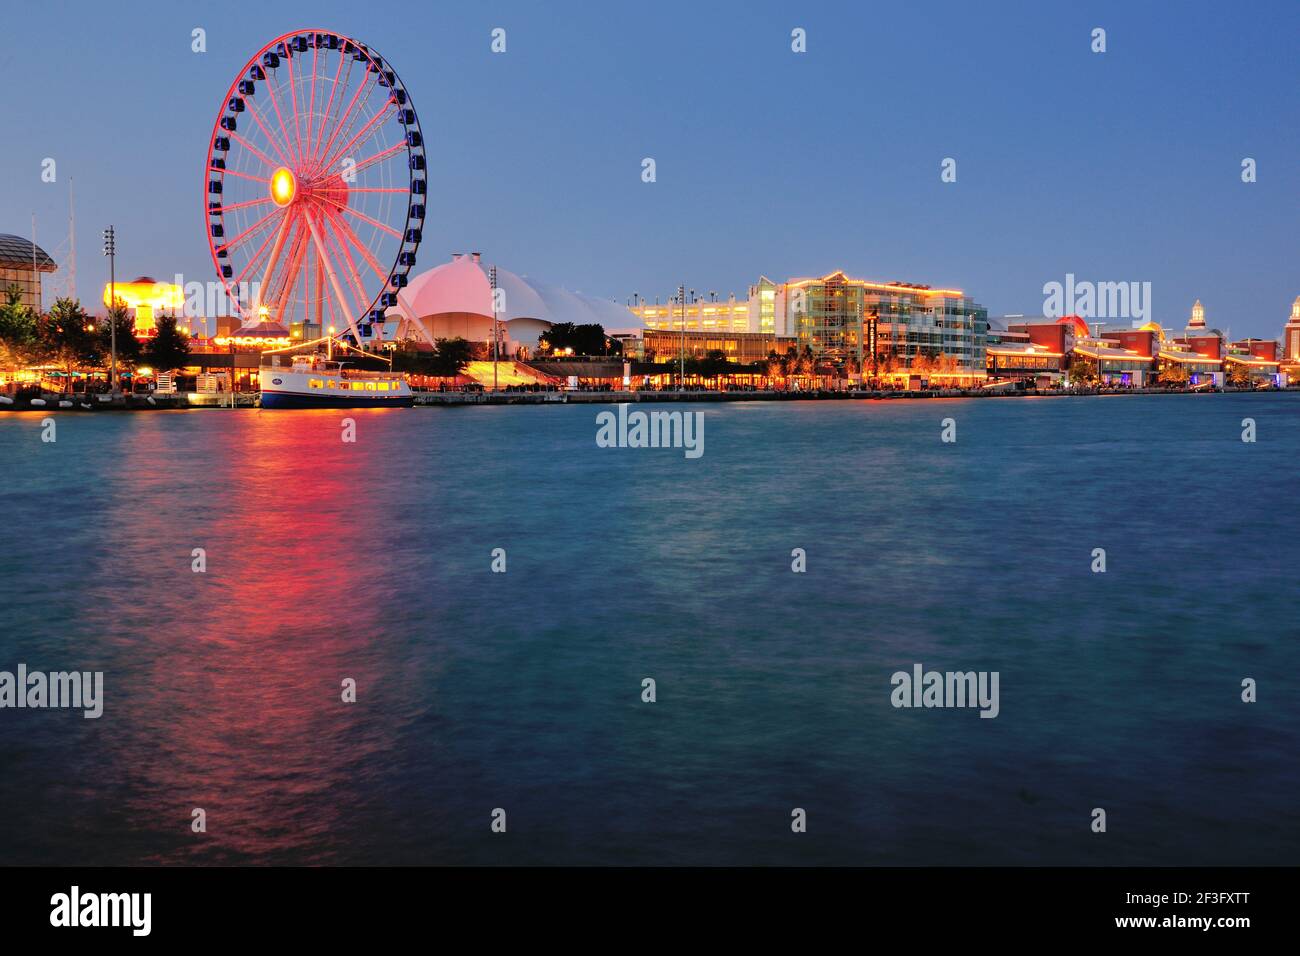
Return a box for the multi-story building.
[632,271,988,374]
[986,317,1063,382]
[781,271,988,374]
[630,295,750,333]
[613,328,796,364]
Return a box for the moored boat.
[259,338,413,409]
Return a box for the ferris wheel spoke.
[262,65,302,168]
[218,167,272,185]
[224,129,282,177]
[306,44,321,162]
[253,211,296,312]
[316,193,404,240]
[325,206,388,281]
[346,141,407,178]
[318,105,393,179]
[270,224,310,322]
[284,50,307,166]
[314,79,369,178]
[218,197,275,214]
[264,218,303,309]
[310,51,348,169]
[234,219,281,289]
[242,100,296,170]
[305,209,364,342]
[328,221,372,311]
[217,205,282,254]
[318,211,369,313]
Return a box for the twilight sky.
[1,0,1296,337]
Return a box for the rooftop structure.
[0,233,57,312]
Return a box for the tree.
[1068,356,1097,385]
[429,337,475,377]
[765,357,783,388]
[0,285,39,369]
[538,322,613,356]
[794,346,813,383]
[694,349,731,379]
[97,305,142,376]
[1159,361,1188,386]
[144,315,192,373]
[1226,363,1251,388]
[40,298,101,387]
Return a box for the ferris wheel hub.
[270,167,297,207]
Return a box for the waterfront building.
[1225,338,1282,383]
[0,234,56,312]
[985,319,1063,382]
[615,328,796,364]
[632,272,988,378]
[1008,315,1087,354]
[784,272,988,376]
[630,295,751,333]
[1071,338,1153,385]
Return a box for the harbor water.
[0,394,1297,865]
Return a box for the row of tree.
[0,286,192,385]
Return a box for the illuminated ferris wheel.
[204,30,425,344]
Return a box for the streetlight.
[678,284,686,389]
[489,264,500,392]
[102,226,117,394]
[1093,320,1106,387]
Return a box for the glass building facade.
[787,272,988,372]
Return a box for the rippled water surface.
[1,394,1297,865]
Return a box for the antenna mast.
[67,178,76,302]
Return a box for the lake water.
[1,394,1297,865]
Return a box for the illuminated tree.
[1068,356,1097,385]
[144,315,192,374]
[0,285,39,369]
[1159,361,1189,385]
[40,298,101,387]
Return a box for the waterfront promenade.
[0,384,1294,410]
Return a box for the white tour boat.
[259,339,413,409]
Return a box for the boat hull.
[260,391,413,409]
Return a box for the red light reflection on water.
[88,410,420,863]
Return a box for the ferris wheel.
[204,30,425,344]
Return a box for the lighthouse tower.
[1284,296,1300,362]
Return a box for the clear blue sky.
[1,0,1296,337]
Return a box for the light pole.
[676,284,686,389]
[1093,320,1106,387]
[102,226,117,394]
[489,264,499,392]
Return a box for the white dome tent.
[386,252,633,353]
